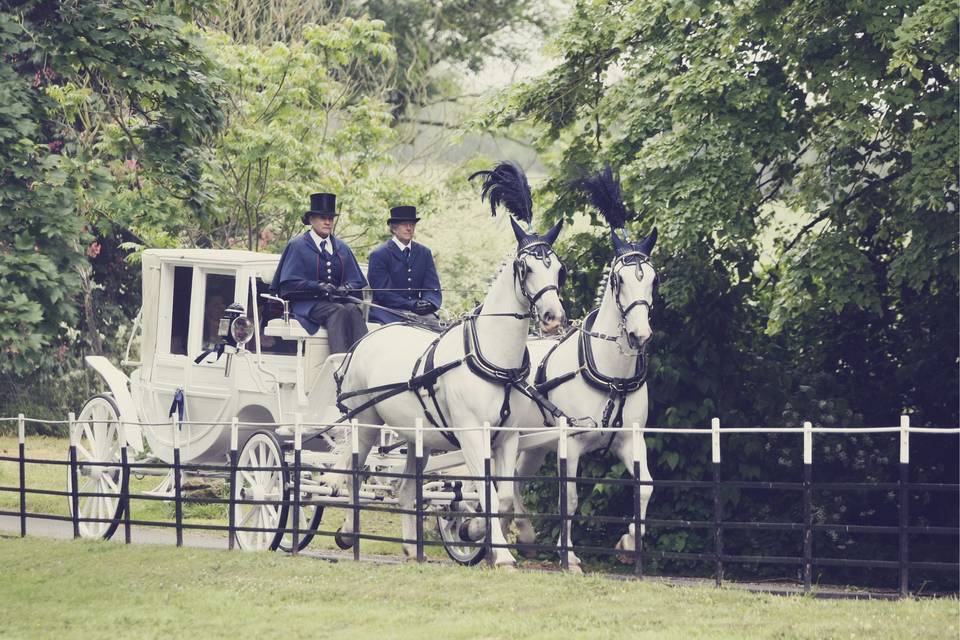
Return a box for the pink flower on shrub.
[124,158,138,172]
[57,344,69,359]
[86,242,101,258]
[47,140,63,153]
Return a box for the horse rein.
[513,240,566,321]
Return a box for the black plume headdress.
[468,161,534,225]
[574,164,629,231]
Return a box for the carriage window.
[247,278,297,355]
[169,266,193,355]
[202,273,235,350]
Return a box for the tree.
[0,0,222,375]
[194,18,430,254]
[491,0,958,584]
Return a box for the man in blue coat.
[272,193,368,354]
[366,205,441,324]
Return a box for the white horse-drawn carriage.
[69,162,658,569]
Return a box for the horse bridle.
[513,240,566,311]
[588,250,657,353]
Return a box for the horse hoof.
[520,547,539,560]
[567,563,583,575]
[334,527,354,550]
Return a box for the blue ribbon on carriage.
[168,388,185,425]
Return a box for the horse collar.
[578,309,647,394]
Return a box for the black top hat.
[387,205,420,224]
[302,193,338,224]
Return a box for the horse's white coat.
[330,243,566,565]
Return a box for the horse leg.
[512,446,549,558]
[556,435,585,573]
[455,426,516,567]
[397,443,431,561]
[612,430,653,563]
[493,431,520,541]
[329,416,379,549]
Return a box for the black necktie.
[402,247,410,263]
[320,240,331,257]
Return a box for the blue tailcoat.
[271,232,367,334]
[366,240,441,324]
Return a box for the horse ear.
[542,219,563,245]
[509,216,529,244]
[610,229,628,256]
[637,226,657,256]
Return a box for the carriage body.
[125,248,334,464]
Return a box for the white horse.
[511,170,659,572]
[329,164,567,567]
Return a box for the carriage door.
[185,269,238,429]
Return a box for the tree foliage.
[0,0,222,374]
[494,0,958,584]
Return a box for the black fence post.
[484,422,494,567]
[712,418,723,588]
[120,421,131,545]
[173,416,183,548]
[898,415,910,597]
[351,419,361,562]
[18,414,26,538]
[68,412,80,539]
[632,421,644,578]
[803,420,813,593]
[228,418,238,550]
[415,418,425,563]
[558,417,569,572]
[292,414,302,556]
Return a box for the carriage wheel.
[277,491,324,553]
[67,394,127,540]
[436,501,486,566]
[233,431,289,551]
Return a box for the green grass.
[0,536,956,640]
[0,436,446,557]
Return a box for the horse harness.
[334,241,575,446]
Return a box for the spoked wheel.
[233,431,289,551]
[67,394,127,539]
[277,491,324,553]
[436,500,486,566]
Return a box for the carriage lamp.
[217,303,254,377]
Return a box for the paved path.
[0,514,903,599]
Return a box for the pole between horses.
[803,420,813,593]
[898,415,910,597]
[351,419,361,562]
[711,417,722,587]
[558,417,569,572]
[172,415,183,548]
[292,413,302,556]
[119,420,131,545]
[68,411,79,539]
[632,420,644,578]
[18,413,26,538]
[482,421,493,567]
[228,417,238,550]
[415,418,425,563]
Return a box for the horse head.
[609,227,658,349]
[510,216,566,333]
[574,164,659,349]
[470,160,567,334]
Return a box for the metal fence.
[1,414,957,597]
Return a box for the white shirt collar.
[309,229,331,252]
[392,236,412,252]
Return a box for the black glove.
[333,285,353,301]
[413,300,436,316]
[315,282,337,299]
